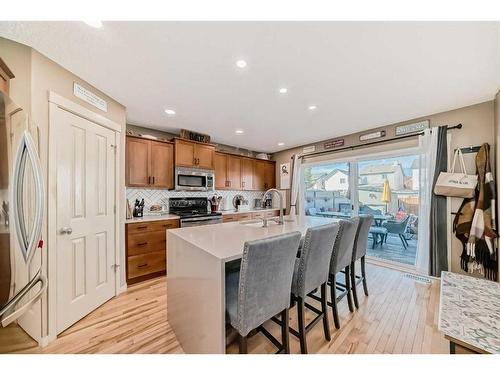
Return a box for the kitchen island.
[166,215,336,353]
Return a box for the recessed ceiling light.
[277,142,285,146]
[236,60,247,68]
[164,109,176,116]
[235,130,244,134]
[308,105,317,111]
[84,21,103,28]
[279,87,288,94]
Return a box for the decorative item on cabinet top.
[179,129,211,143]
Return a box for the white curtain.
[289,154,302,216]
[415,128,439,275]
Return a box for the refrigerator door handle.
[11,130,45,263]
[0,271,47,327]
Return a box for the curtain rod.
[295,123,462,160]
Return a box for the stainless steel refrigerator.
[0,91,45,350]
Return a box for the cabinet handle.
[228,181,231,187]
[152,176,155,184]
[163,224,173,228]
[137,242,148,246]
[137,226,148,230]
[148,176,151,184]
[137,263,148,268]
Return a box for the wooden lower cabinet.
[125,218,179,284]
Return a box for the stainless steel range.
[169,197,222,227]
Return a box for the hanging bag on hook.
[434,148,478,198]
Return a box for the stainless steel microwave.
[175,167,215,191]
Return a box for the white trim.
[47,94,122,343]
[48,92,121,133]
[366,256,418,274]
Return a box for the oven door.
[180,216,223,227]
[175,169,208,191]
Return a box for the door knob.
[60,227,73,235]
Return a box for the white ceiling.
[0,22,499,152]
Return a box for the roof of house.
[313,169,348,184]
[359,163,403,175]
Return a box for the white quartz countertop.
[125,214,180,224]
[438,271,500,353]
[168,215,336,261]
[217,207,280,215]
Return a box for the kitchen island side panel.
[167,232,226,353]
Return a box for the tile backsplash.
[126,188,284,214]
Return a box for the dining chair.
[287,223,339,354]
[327,217,360,329]
[351,214,374,309]
[225,231,302,354]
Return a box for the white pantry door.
[55,108,116,334]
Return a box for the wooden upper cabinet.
[227,155,242,190]
[174,139,215,169]
[126,136,174,188]
[214,152,227,189]
[126,137,150,187]
[175,139,196,168]
[253,160,266,190]
[263,161,276,190]
[214,152,241,189]
[253,159,276,190]
[150,142,174,188]
[195,143,215,170]
[241,158,254,191]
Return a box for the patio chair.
[306,207,317,216]
[382,215,411,249]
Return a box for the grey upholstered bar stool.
[350,214,374,309]
[327,217,360,329]
[288,223,339,354]
[225,231,302,354]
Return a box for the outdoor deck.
[367,233,417,266]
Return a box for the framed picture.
[280,162,291,189]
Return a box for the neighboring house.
[311,169,349,191]
[359,162,405,190]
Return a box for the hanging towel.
[453,143,498,280]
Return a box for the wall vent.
[403,273,432,284]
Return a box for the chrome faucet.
[262,188,284,225]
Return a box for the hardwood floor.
[3,263,448,354]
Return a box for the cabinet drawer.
[127,231,165,256]
[252,212,265,219]
[265,210,280,218]
[128,251,166,280]
[237,213,252,221]
[223,215,238,223]
[127,219,179,234]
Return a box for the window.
[340,178,346,184]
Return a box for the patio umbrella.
[382,179,392,214]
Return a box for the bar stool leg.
[330,275,340,329]
[361,256,369,296]
[281,308,290,354]
[320,282,331,341]
[239,334,248,354]
[297,297,308,354]
[350,261,359,309]
[345,265,354,313]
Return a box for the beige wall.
[272,100,496,275]
[0,37,127,339]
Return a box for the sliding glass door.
[303,150,421,268]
